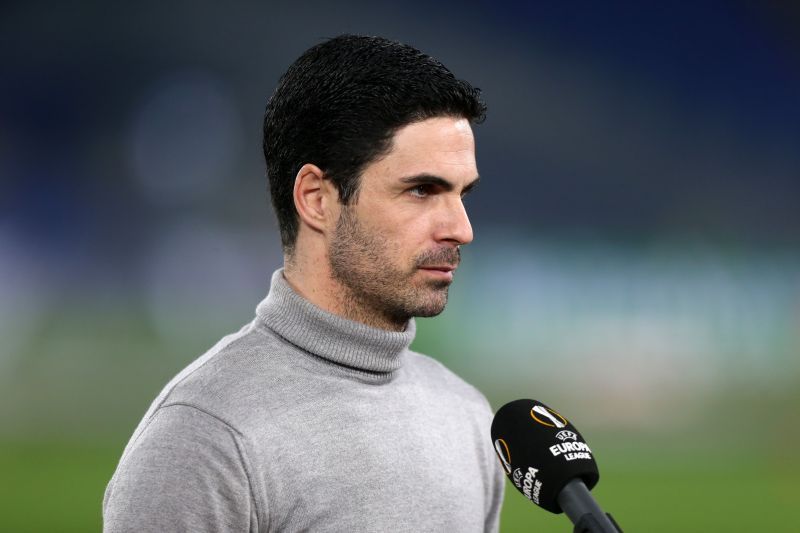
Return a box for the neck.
[328,282,408,332]
[257,269,416,377]
[283,251,408,333]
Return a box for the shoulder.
[141,320,299,434]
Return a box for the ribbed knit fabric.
[256,270,413,376]
[103,269,504,532]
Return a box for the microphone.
[491,399,622,532]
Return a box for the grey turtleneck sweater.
[103,270,504,532]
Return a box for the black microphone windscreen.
[491,399,599,514]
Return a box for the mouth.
[417,265,457,281]
[416,246,461,282]
[419,265,456,272]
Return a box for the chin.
[414,307,447,318]
[410,295,449,317]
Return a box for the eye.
[409,185,429,198]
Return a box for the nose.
[436,196,473,246]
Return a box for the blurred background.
[1,1,799,531]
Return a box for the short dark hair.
[263,34,487,254]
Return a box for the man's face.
[328,116,478,328]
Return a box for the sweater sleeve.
[485,447,506,533]
[482,401,506,533]
[103,404,259,533]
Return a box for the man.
[104,35,504,532]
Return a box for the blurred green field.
[1,270,797,532]
[1,440,796,532]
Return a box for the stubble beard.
[328,206,460,330]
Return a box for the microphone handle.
[556,478,623,533]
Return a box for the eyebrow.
[399,173,481,194]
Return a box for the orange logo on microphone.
[493,438,512,474]
[530,404,568,428]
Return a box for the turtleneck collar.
[255,269,416,374]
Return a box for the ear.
[293,163,339,234]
